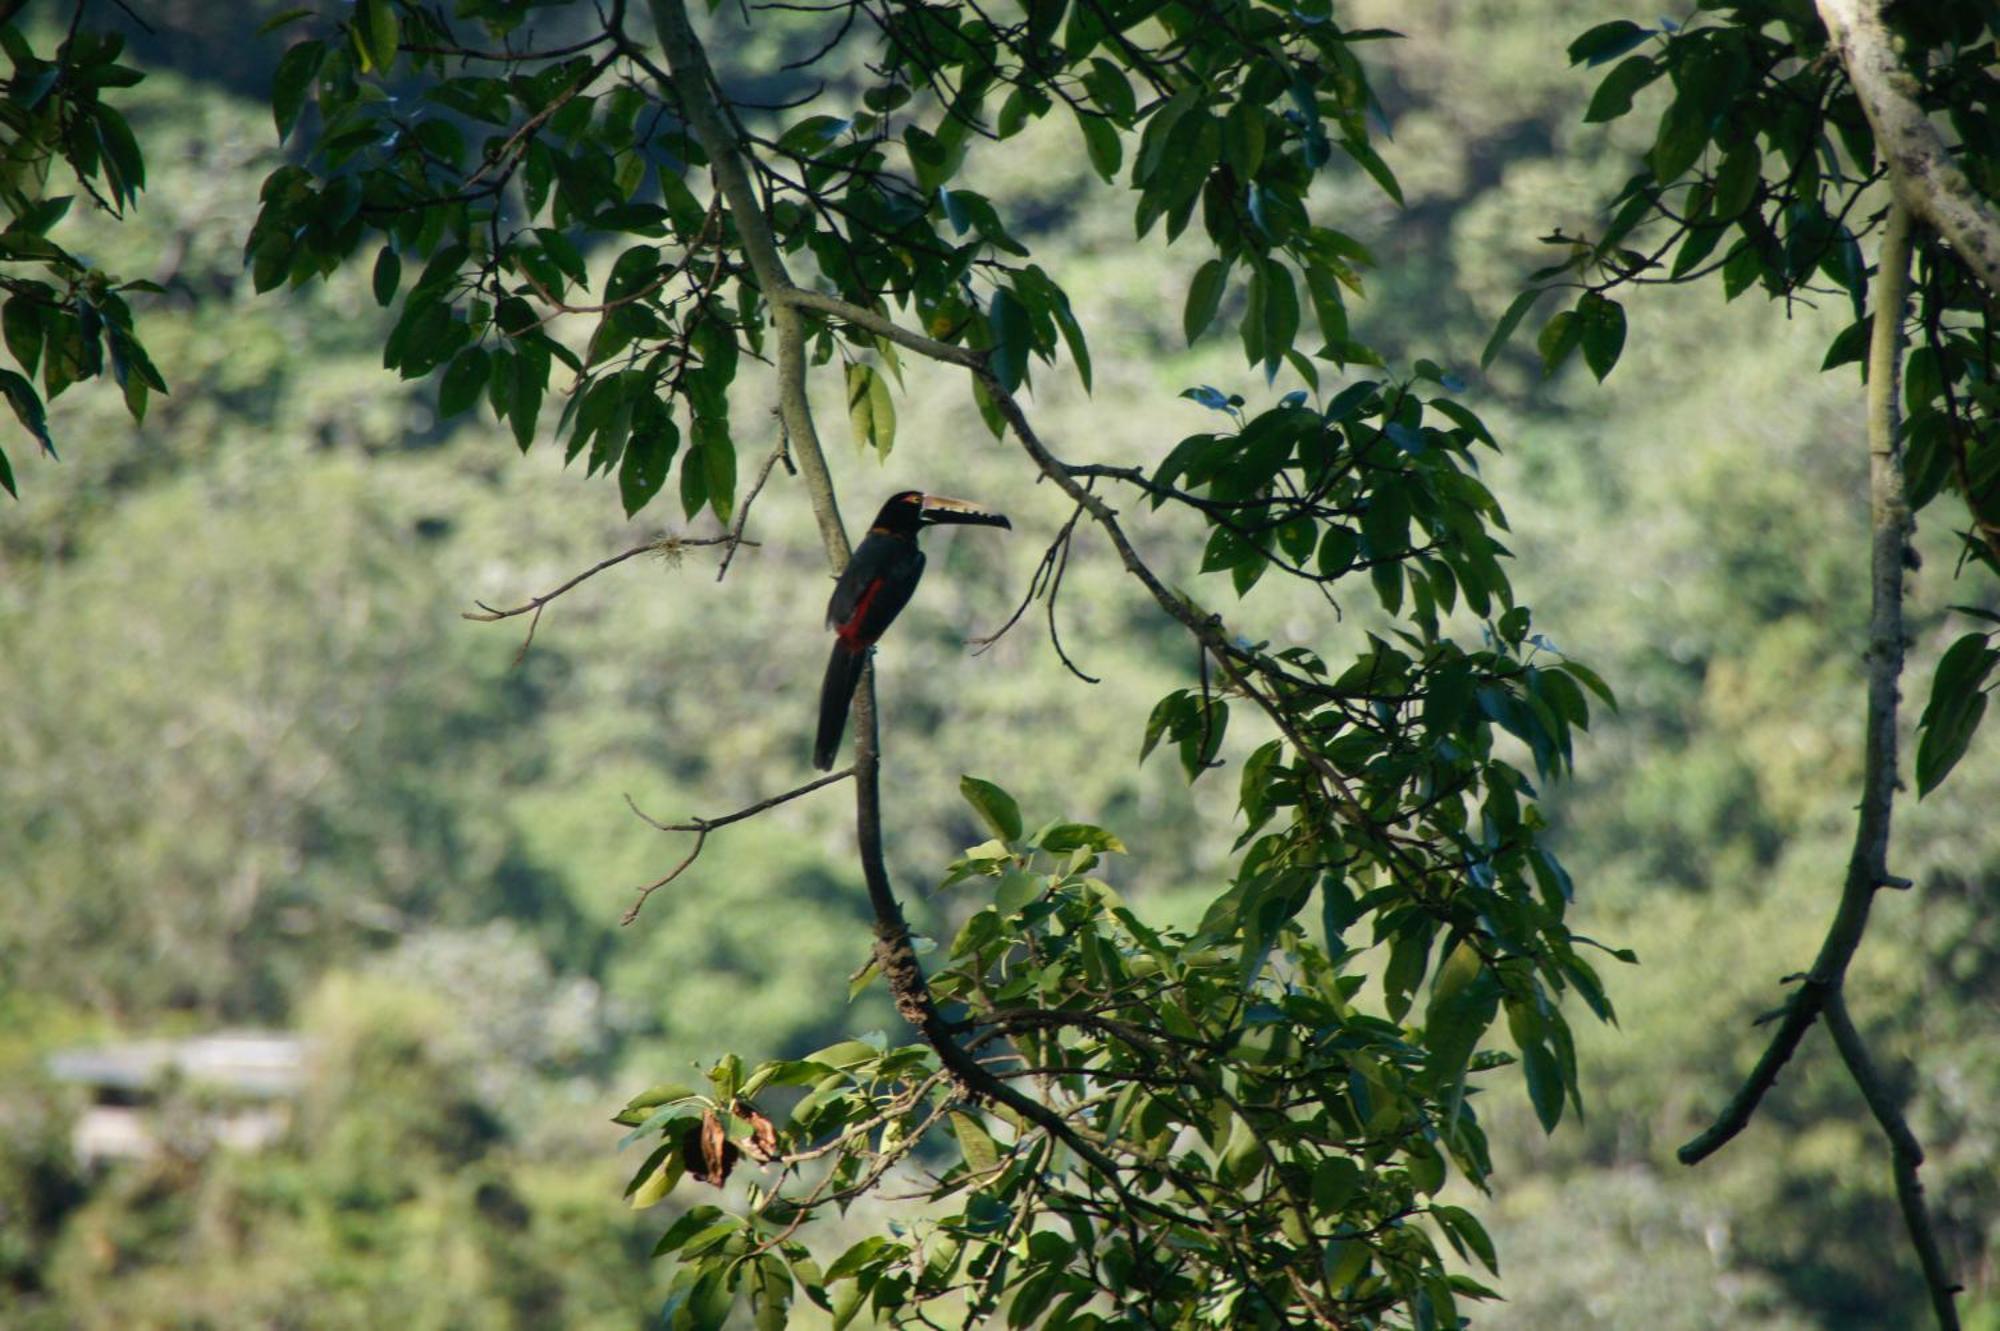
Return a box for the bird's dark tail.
[814,642,867,770]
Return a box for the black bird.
[814,490,1011,770]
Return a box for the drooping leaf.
[1575,293,1627,381]
[1184,258,1229,346]
[959,775,1024,842]
[1916,632,1998,797]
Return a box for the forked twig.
[463,533,752,662]
[969,497,1096,681]
[620,768,853,924]
[717,427,795,583]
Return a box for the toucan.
[813,490,1012,770]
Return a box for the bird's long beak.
[918,494,1011,529]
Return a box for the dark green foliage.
[0,15,163,485]
[245,1,1616,1324]
[1502,2,2000,799]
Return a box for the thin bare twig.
[621,768,854,923]
[463,534,750,662]
[969,497,1094,686]
[716,425,794,582]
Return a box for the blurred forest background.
[2,1,1996,1327]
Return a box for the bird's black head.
[869,491,1012,536]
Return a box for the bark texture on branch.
[1679,201,1915,1166]
[641,1,1138,1191]
[646,0,850,570]
[1674,202,1961,1329]
[1816,0,2000,291]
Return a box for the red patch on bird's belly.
[835,578,884,646]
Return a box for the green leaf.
[1650,88,1710,182]
[1481,288,1545,369]
[1222,103,1267,179]
[1916,632,1998,797]
[845,363,896,459]
[0,442,14,499]
[1037,822,1126,854]
[95,106,146,207]
[988,286,1030,393]
[1535,309,1581,376]
[1432,1204,1498,1275]
[803,1039,880,1069]
[959,775,1023,842]
[257,7,317,35]
[701,427,736,523]
[628,1147,685,1208]
[357,0,398,74]
[437,346,489,418]
[271,39,326,142]
[995,868,1043,915]
[1076,110,1121,182]
[1521,1040,1565,1132]
[0,368,53,459]
[1324,1238,1369,1289]
[620,400,680,517]
[950,1111,1001,1174]
[1575,292,1627,381]
[1554,659,1618,709]
[1712,141,1763,218]
[1383,926,1431,1022]
[680,440,709,519]
[1256,260,1299,380]
[1311,1156,1361,1215]
[1567,19,1652,66]
[370,245,401,307]
[1043,278,1092,393]
[1184,258,1229,346]
[3,297,43,379]
[1338,136,1403,206]
[1585,54,1660,123]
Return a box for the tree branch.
[716,426,793,582]
[643,0,1134,1193]
[620,769,853,924]
[1679,200,1915,1164]
[1816,0,2000,291]
[645,0,851,569]
[780,286,985,369]
[462,534,747,662]
[1824,990,1963,1331]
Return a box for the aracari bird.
[813,490,1011,770]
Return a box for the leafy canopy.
[246,0,1618,1326]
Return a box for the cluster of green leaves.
[0,14,163,491]
[851,0,1396,395]
[608,292,1618,1331]
[620,787,1528,1330]
[1490,4,2000,797]
[259,1,1619,1326]
[258,3,741,519]
[253,0,1413,523]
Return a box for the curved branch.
[463,534,747,662]
[1816,0,2000,291]
[1679,200,1916,1164]
[643,0,1137,1198]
